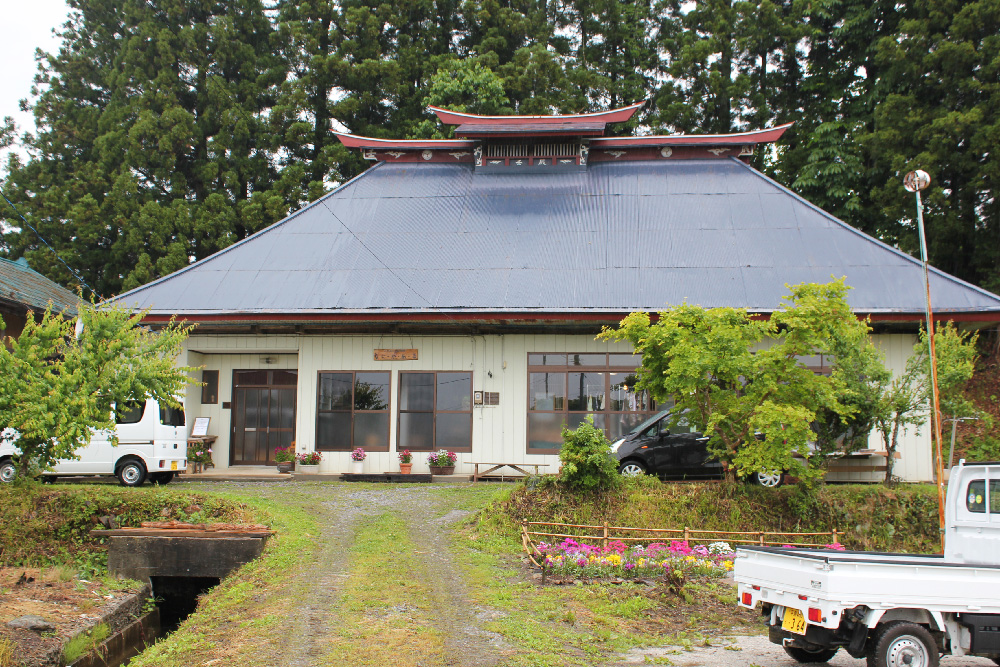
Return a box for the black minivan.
[611,409,783,487]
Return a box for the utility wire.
[0,187,97,296]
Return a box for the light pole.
[903,169,946,551]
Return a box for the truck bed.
[736,546,1000,619]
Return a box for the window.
[201,370,219,404]
[398,372,472,451]
[527,353,654,452]
[966,479,1000,514]
[160,404,186,427]
[316,372,390,451]
[115,401,146,425]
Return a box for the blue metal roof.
[115,158,1000,316]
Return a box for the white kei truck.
[736,460,1000,667]
[0,398,187,487]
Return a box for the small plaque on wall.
[374,348,418,361]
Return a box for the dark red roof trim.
[139,310,1000,326]
[590,123,794,148]
[429,102,644,126]
[454,121,607,138]
[333,133,475,150]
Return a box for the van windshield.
[160,404,185,427]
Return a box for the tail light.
[808,608,822,623]
[158,460,165,468]
[741,592,753,606]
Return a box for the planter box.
[429,465,455,475]
[298,464,320,474]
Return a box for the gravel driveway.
[178,479,996,667]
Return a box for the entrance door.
[231,370,297,465]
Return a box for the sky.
[2,0,72,159]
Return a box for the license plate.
[171,461,178,471]
[782,607,807,635]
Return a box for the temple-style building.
[117,103,1000,480]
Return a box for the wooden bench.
[469,462,550,482]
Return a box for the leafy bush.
[965,434,1000,462]
[558,417,620,491]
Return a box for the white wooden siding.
[182,331,933,481]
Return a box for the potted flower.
[296,450,322,474]
[398,449,413,474]
[427,449,457,475]
[186,443,213,474]
[274,444,295,473]
[350,447,366,474]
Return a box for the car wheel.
[0,459,17,484]
[752,470,783,488]
[618,460,648,476]
[867,621,939,667]
[783,645,839,663]
[117,460,147,487]
[150,472,175,485]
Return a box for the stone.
[8,615,55,633]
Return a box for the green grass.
[322,512,442,666]
[63,623,110,664]
[488,477,941,552]
[126,487,320,667]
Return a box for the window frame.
[397,371,474,453]
[526,353,655,454]
[201,370,219,404]
[315,371,392,452]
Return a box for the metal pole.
[912,182,947,553]
[949,419,958,470]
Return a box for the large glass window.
[316,372,390,451]
[398,372,472,451]
[527,353,652,451]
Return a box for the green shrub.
[965,434,1000,462]
[558,416,620,492]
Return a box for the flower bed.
[537,539,736,579]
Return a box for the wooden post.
[683,527,690,543]
[602,523,609,551]
[759,533,765,546]
[832,529,840,545]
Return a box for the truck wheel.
[149,472,175,485]
[0,459,17,484]
[867,621,939,667]
[117,460,147,487]
[783,646,839,663]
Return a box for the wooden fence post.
[759,532,765,546]
[683,527,690,543]
[602,523,609,551]
[832,529,840,545]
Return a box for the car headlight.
[610,438,625,453]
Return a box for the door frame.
[229,369,298,466]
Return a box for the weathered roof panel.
[115,158,1000,317]
[0,257,79,315]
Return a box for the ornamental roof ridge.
[428,101,644,125]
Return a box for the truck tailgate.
[736,546,1000,619]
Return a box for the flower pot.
[399,463,412,474]
[429,465,455,476]
[298,464,320,474]
[352,461,364,474]
[186,463,196,475]
[277,461,294,474]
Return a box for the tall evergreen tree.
[1,0,293,296]
[863,0,1000,293]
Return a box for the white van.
[0,398,188,486]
